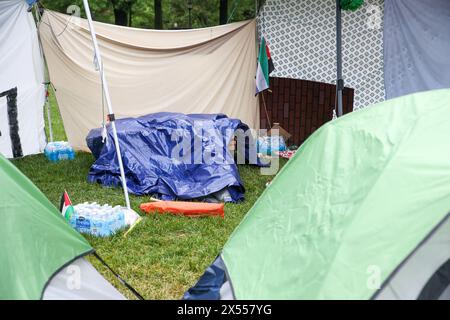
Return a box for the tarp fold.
[87,113,252,202]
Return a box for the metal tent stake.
[336,0,344,117]
[82,0,131,210]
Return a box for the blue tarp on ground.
[87,113,254,202]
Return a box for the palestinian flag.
[59,190,75,222]
[256,36,275,95]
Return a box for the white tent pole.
[82,0,131,210]
[45,85,54,143]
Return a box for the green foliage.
[228,0,259,23]
[40,0,259,29]
[41,0,114,23]
[341,0,364,11]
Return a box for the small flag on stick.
[256,36,275,95]
[59,190,75,222]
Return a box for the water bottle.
[102,211,111,237]
[70,202,127,237]
[116,210,125,232]
[68,208,78,229]
[60,143,65,160]
[55,142,62,161]
[68,142,75,160]
[44,143,57,162]
[90,209,99,237]
[44,141,76,162]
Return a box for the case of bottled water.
[70,202,127,237]
[44,141,75,162]
[257,136,287,155]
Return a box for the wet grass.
[12,92,285,299]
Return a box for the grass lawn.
[12,92,286,300]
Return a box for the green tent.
[185,88,450,300]
[0,154,125,300]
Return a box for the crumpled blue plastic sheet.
[87,113,258,202]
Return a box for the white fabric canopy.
[39,11,258,151]
[0,0,46,158]
[384,0,450,99]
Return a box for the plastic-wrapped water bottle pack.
[257,136,287,155]
[71,202,127,237]
[44,141,75,162]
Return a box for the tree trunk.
[154,0,163,29]
[128,3,133,27]
[113,8,128,26]
[219,0,228,25]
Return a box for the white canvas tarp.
[39,11,258,151]
[384,0,450,100]
[0,0,46,158]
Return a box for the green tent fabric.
[0,155,93,300]
[221,88,450,299]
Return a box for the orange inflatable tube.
[140,201,224,218]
